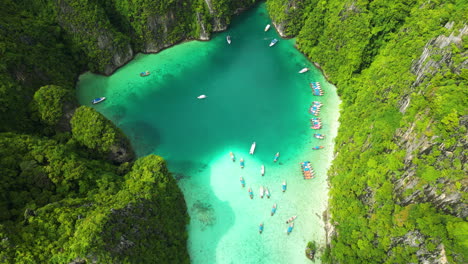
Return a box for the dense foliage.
[267,0,467,262]
[0,134,188,262]
[1,0,264,262]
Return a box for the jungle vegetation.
[267,0,467,262]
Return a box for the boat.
[240,177,245,187]
[140,71,150,77]
[249,142,256,155]
[271,204,277,216]
[264,24,271,32]
[91,97,106,105]
[287,222,294,235]
[282,181,287,192]
[286,215,297,224]
[299,68,309,73]
[312,146,324,150]
[314,134,325,139]
[230,151,235,162]
[269,38,278,47]
[302,161,315,179]
[226,35,231,44]
[197,95,207,99]
[259,222,264,234]
[265,187,270,198]
[261,165,265,176]
[259,186,264,198]
[248,187,253,199]
[274,152,280,162]
[240,158,245,169]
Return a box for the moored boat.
[287,222,294,235]
[299,67,309,73]
[248,187,253,199]
[240,158,245,169]
[226,35,231,44]
[282,181,287,192]
[249,142,256,155]
[261,165,265,176]
[271,203,277,216]
[240,177,245,187]
[312,146,324,150]
[314,134,325,139]
[265,187,270,198]
[269,38,278,47]
[286,215,297,224]
[274,152,280,162]
[264,24,271,32]
[91,97,106,105]
[259,222,264,234]
[197,95,207,99]
[140,71,150,77]
[259,186,264,198]
[230,151,235,162]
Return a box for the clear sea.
[76,3,340,263]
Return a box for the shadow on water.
[119,120,161,156]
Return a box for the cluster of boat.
[259,215,295,235]
[310,117,322,130]
[231,141,295,235]
[310,82,324,96]
[309,101,322,116]
[226,24,278,47]
[301,161,315,179]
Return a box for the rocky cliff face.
[395,24,468,219]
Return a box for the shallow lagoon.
[77,4,340,263]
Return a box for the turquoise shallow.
[77,3,340,263]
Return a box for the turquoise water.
[77,4,340,263]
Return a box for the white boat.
[264,24,271,32]
[265,187,270,198]
[261,165,265,176]
[227,35,231,44]
[91,97,106,104]
[269,38,278,47]
[249,142,256,155]
[259,186,264,198]
[299,67,309,73]
[197,95,207,99]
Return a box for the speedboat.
[140,71,150,77]
[274,152,280,162]
[269,38,278,47]
[286,215,297,224]
[312,146,324,150]
[226,35,231,44]
[265,187,270,198]
[240,177,245,187]
[282,181,287,192]
[230,151,235,162]
[240,158,245,169]
[314,134,325,139]
[248,187,253,199]
[259,222,264,234]
[271,204,277,216]
[261,165,265,176]
[264,24,271,32]
[197,95,207,99]
[287,222,294,235]
[91,97,106,104]
[299,68,309,73]
[259,186,264,198]
[249,142,256,155]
